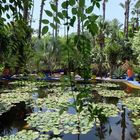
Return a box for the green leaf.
[96,2,100,9]
[57,12,64,19]
[69,0,75,6]
[88,14,99,22]
[41,19,49,24]
[3,0,6,3]
[87,23,98,36]
[69,16,76,27]
[50,3,57,12]
[86,6,94,14]
[81,14,86,21]
[62,10,67,18]
[72,8,77,15]
[50,23,57,29]
[42,26,49,35]
[9,5,16,12]
[54,17,60,24]
[9,0,14,2]
[62,1,68,9]
[45,10,53,17]
[6,13,10,19]
[84,20,89,27]
[77,9,83,17]
[5,5,9,10]
[79,0,85,7]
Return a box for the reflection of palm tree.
[94,115,111,140]
[121,105,126,140]
[116,105,130,140]
[95,123,108,140]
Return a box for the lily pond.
[0,80,140,140]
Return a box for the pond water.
[0,102,28,136]
[0,82,139,140]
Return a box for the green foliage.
[0,92,31,115]
[61,1,68,9]
[123,96,140,136]
[132,31,140,62]
[0,0,33,21]
[133,65,140,76]
[123,97,140,113]
[24,83,119,136]
[0,21,10,62]
[0,130,39,140]
[97,89,127,98]
[105,42,122,75]
[69,0,75,6]
[26,105,118,135]
[42,26,49,35]
[42,0,99,36]
[86,6,94,14]
[45,10,53,17]
[0,129,63,140]
[94,83,127,98]
[113,67,125,79]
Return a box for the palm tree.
[30,0,35,27]
[23,0,31,22]
[102,0,108,21]
[77,0,81,36]
[55,0,58,39]
[132,0,140,31]
[120,0,131,39]
[96,17,109,77]
[38,0,46,39]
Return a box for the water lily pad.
[0,130,39,140]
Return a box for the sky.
[32,0,125,35]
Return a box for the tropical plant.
[105,42,122,77]
[0,20,9,63]
[113,67,125,79]
[7,20,33,72]
[132,30,140,63]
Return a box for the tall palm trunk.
[124,1,127,36]
[23,0,29,22]
[30,0,34,27]
[136,10,139,31]
[77,0,81,36]
[124,0,130,39]
[135,0,140,31]
[98,0,107,78]
[102,0,106,21]
[77,16,80,36]
[55,0,58,39]
[38,0,45,39]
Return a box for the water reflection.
[0,102,27,136]
[0,84,139,139]
[62,103,138,140]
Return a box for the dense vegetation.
[0,0,140,139]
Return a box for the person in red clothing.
[127,65,134,81]
[2,65,11,79]
[3,68,10,76]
